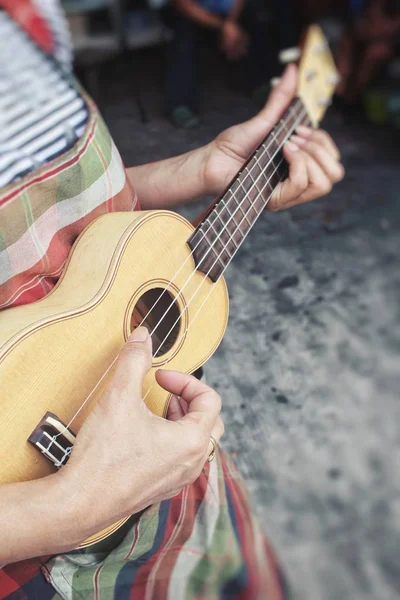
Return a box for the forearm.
[174,0,223,29]
[228,0,245,22]
[0,474,88,563]
[127,145,211,210]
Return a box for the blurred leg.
[164,11,198,113]
[239,4,280,92]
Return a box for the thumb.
[239,64,298,152]
[112,327,153,398]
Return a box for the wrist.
[54,466,121,548]
[50,470,97,548]
[57,464,141,544]
[0,472,95,562]
[197,141,217,196]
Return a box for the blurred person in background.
[336,0,400,106]
[163,0,283,128]
[0,0,344,598]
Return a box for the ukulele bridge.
[28,412,76,469]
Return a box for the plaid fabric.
[0,93,137,308]
[0,452,288,600]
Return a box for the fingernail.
[296,125,312,137]
[290,134,306,146]
[132,326,149,342]
[285,141,299,151]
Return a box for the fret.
[245,165,264,199]
[289,104,300,129]
[261,140,278,166]
[255,151,274,194]
[225,197,243,233]
[209,198,243,266]
[236,178,259,219]
[245,197,261,226]
[268,169,284,191]
[218,193,248,238]
[203,226,230,262]
[271,129,281,153]
[289,100,305,130]
[208,213,235,254]
[271,127,286,147]
[281,118,290,138]
[193,226,228,279]
[240,177,261,217]
[188,98,308,282]
[208,221,232,256]
[223,184,251,228]
[234,194,253,227]
[213,204,231,238]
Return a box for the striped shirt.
[0,0,136,309]
[0,6,87,188]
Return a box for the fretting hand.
[202,64,344,211]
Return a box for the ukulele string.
[130,98,305,337]
[53,103,307,439]
[137,103,307,349]
[141,109,310,402]
[142,160,292,403]
[142,106,308,370]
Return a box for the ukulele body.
[0,211,228,545]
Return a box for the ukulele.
[0,26,338,547]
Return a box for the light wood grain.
[298,25,338,126]
[0,210,229,546]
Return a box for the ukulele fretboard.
[188,97,311,282]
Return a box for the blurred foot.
[170,106,200,129]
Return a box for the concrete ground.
[98,51,400,600]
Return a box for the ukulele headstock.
[297,25,339,127]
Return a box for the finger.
[256,64,298,128]
[290,135,344,182]
[112,327,152,398]
[294,150,333,204]
[167,395,188,421]
[235,64,298,152]
[295,126,341,161]
[268,142,308,211]
[156,370,221,431]
[166,395,185,421]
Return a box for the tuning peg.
[326,73,341,86]
[313,42,329,54]
[305,69,317,82]
[270,77,280,87]
[317,98,332,107]
[279,47,301,64]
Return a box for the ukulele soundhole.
[130,287,181,357]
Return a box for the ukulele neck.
[188,97,312,282]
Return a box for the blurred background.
[64,1,399,598]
